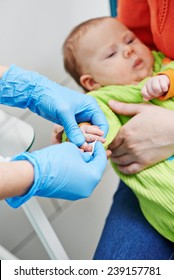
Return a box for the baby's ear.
[80,74,100,91]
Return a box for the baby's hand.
[51,123,106,154]
[141,75,170,101]
[80,123,106,144]
[51,124,64,144]
[79,123,106,152]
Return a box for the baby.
[53,16,174,242]
[61,16,173,145]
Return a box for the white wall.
[0,0,111,150]
[0,0,110,80]
[0,0,119,259]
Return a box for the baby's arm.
[141,75,170,101]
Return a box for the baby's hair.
[63,16,111,91]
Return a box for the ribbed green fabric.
[88,51,174,241]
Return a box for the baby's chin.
[129,79,143,85]
[132,71,153,85]
[131,80,140,85]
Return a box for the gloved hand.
[0,65,108,146]
[6,141,107,208]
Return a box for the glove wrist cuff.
[6,152,41,208]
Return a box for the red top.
[117,0,174,59]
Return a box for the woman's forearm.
[0,66,9,78]
[0,66,34,200]
[0,160,34,200]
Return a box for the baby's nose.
[124,45,134,58]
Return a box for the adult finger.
[108,100,151,116]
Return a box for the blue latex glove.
[6,141,107,208]
[0,65,108,146]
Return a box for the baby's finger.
[144,80,162,99]
[82,125,104,136]
[159,76,170,93]
[84,133,106,143]
[80,141,92,152]
[151,79,163,95]
[141,85,151,101]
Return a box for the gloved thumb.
[81,151,91,163]
[60,114,85,147]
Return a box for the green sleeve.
[88,83,145,148]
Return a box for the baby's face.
[77,18,154,87]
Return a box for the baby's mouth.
[133,58,143,69]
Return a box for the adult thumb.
[108,100,149,116]
[62,114,85,147]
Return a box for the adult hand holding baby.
[108,100,174,174]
